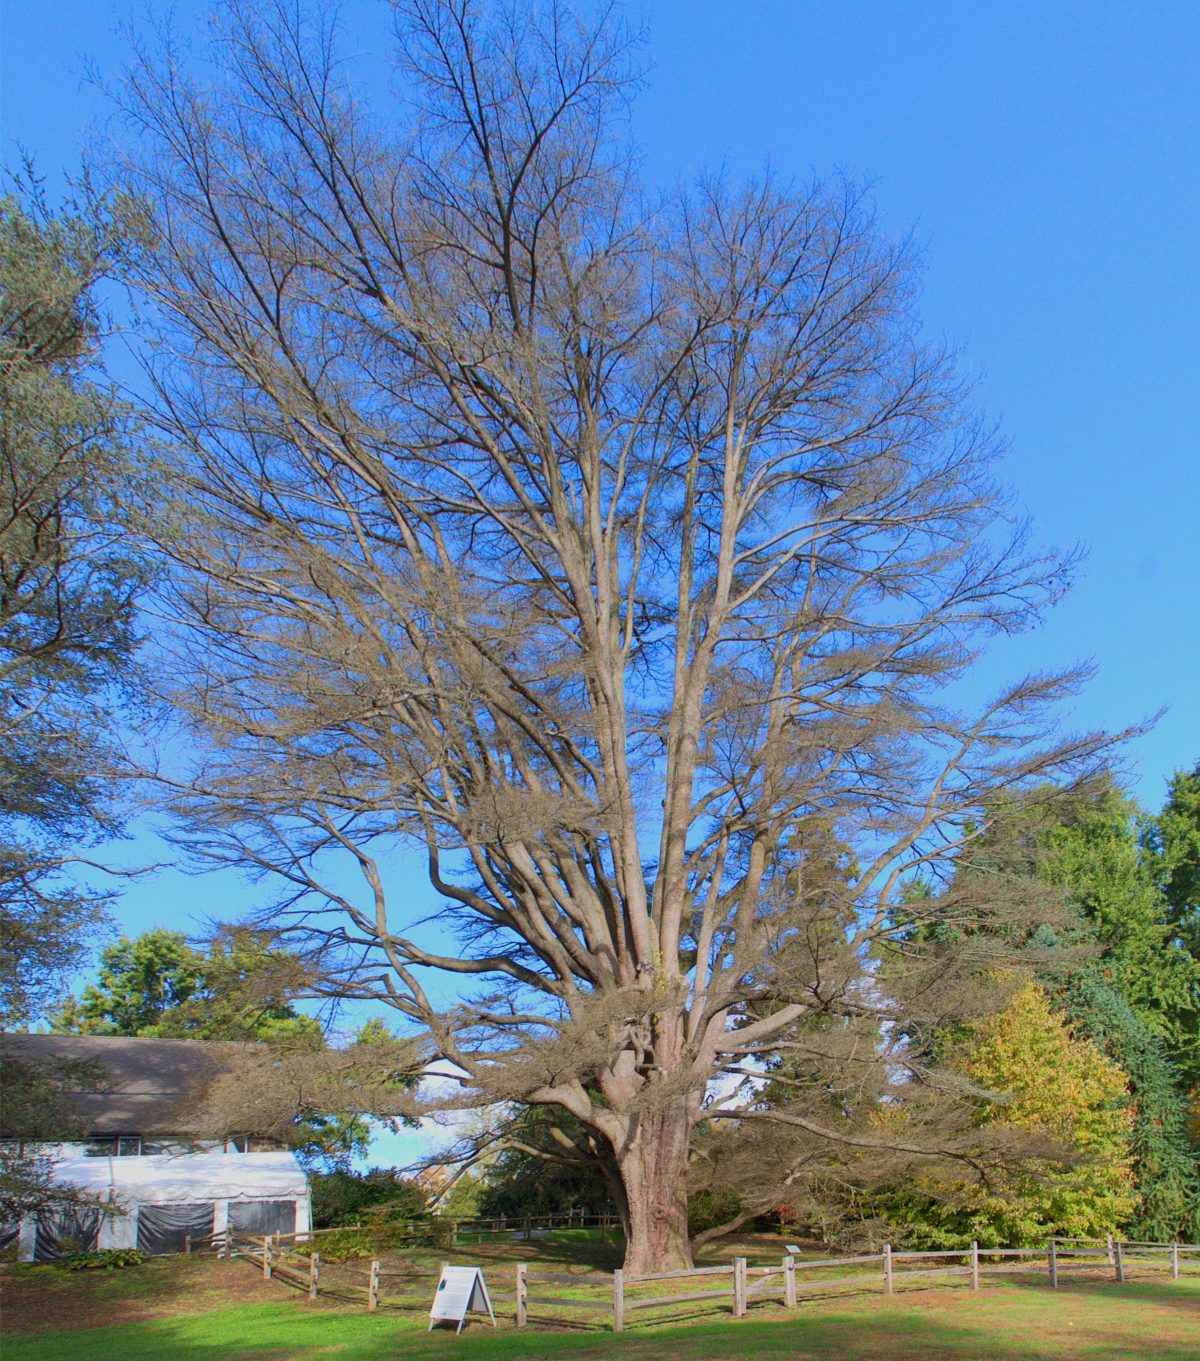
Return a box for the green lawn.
[8,1276,1200,1361]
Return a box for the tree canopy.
[930,775,1200,1242]
[52,927,318,1043]
[113,0,1119,1271]
[51,926,417,1170]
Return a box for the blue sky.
[3,1,1198,1162]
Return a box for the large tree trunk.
[613,1106,694,1276]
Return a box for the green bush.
[288,1228,375,1262]
[310,1168,429,1229]
[290,1219,438,1262]
[62,1247,145,1271]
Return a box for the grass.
[5,1232,1198,1361]
[7,1276,1199,1361]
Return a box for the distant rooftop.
[0,1033,259,1137]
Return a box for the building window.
[140,1139,203,1156]
[84,1135,143,1156]
[223,1136,288,1153]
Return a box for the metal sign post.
[428,1265,497,1335]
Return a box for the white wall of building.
[18,1150,312,1261]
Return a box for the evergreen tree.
[52,927,318,1043]
[51,926,378,1169]
[957,779,1200,1239]
[1035,782,1198,1058]
[476,1107,616,1221]
[1062,972,1200,1241]
[0,183,148,1025]
[1146,761,1200,1070]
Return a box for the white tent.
[55,1150,309,1204]
[18,1152,311,1259]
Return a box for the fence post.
[599,1216,606,1245]
[368,1259,381,1311]
[1172,1242,1180,1280]
[517,1263,528,1327]
[613,1269,624,1332]
[1115,1241,1125,1284]
[1106,1233,1115,1267]
[883,1244,893,1296]
[262,1236,272,1280]
[184,1235,192,1256]
[784,1254,797,1308]
[733,1257,747,1316]
[451,1220,458,1248]
[525,1214,532,1242]
[1049,1240,1058,1289]
[970,1241,979,1291]
[309,1251,320,1300]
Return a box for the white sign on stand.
[428,1264,496,1334]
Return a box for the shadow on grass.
[1,1256,272,1336]
[10,1278,1200,1361]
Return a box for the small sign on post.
[428,1265,497,1335]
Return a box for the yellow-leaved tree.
[880,983,1135,1247]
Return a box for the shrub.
[310,1168,429,1229]
[62,1247,145,1271]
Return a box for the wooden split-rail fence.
[191,1230,1199,1331]
[604,1238,1199,1331]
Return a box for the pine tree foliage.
[1034,782,1199,1063]
[51,927,417,1169]
[949,778,1200,1239]
[51,927,317,1042]
[0,184,148,1025]
[1150,762,1200,990]
[1062,972,1200,1242]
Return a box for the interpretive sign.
[428,1265,496,1334]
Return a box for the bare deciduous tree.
[117,0,1116,1271]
